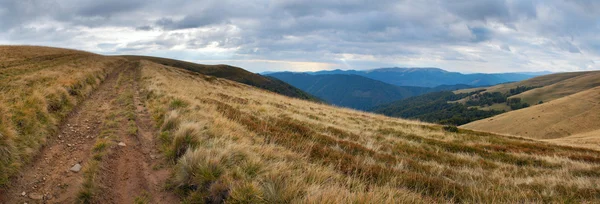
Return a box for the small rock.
[118,142,127,147]
[21,191,26,196]
[70,164,82,173]
[150,155,156,160]
[28,192,43,200]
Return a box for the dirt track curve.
[0,61,178,204]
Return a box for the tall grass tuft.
[0,103,17,185]
[170,122,203,160]
[161,110,181,132]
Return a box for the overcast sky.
[1,0,599,73]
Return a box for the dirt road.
[0,60,178,203]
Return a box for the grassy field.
[483,71,591,94]
[0,46,123,186]
[509,71,600,105]
[548,129,600,151]
[463,86,600,142]
[139,60,600,203]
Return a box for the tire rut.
[0,65,124,203]
[94,62,179,204]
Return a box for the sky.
[0,0,599,73]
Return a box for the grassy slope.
[548,129,600,151]
[509,71,600,105]
[454,71,592,96]
[483,71,591,94]
[140,60,600,203]
[122,55,320,102]
[450,71,599,112]
[463,86,600,141]
[0,46,122,185]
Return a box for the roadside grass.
[140,61,600,203]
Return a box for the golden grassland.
[454,71,600,108]
[509,71,600,105]
[452,72,590,95]
[547,129,600,151]
[463,86,600,142]
[0,46,124,186]
[483,71,591,94]
[139,60,600,203]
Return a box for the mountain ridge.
[267,72,474,110]
[266,67,544,87]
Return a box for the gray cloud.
[0,0,599,73]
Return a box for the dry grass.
[0,46,124,186]
[482,71,592,94]
[509,71,600,105]
[139,60,600,203]
[463,86,600,141]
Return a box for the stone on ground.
[70,163,82,173]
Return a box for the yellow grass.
[0,46,123,186]
[139,60,600,203]
[463,86,600,142]
[546,129,600,151]
[483,71,591,94]
[509,71,600,105]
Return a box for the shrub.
[443,125,459,133]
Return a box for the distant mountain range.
[270,67,546,87]
[267,72,474,110]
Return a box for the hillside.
[462,86,600,143]
[377,71,600,125]
[267,72,429,110]
[302,68,538,87]
[372,91,505,125]
[450,70,600,112]
[481,71,592,94]
[122,56,320,102]
[137,61,600,203]
[2,46,600,203]
[508,71,600,105]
